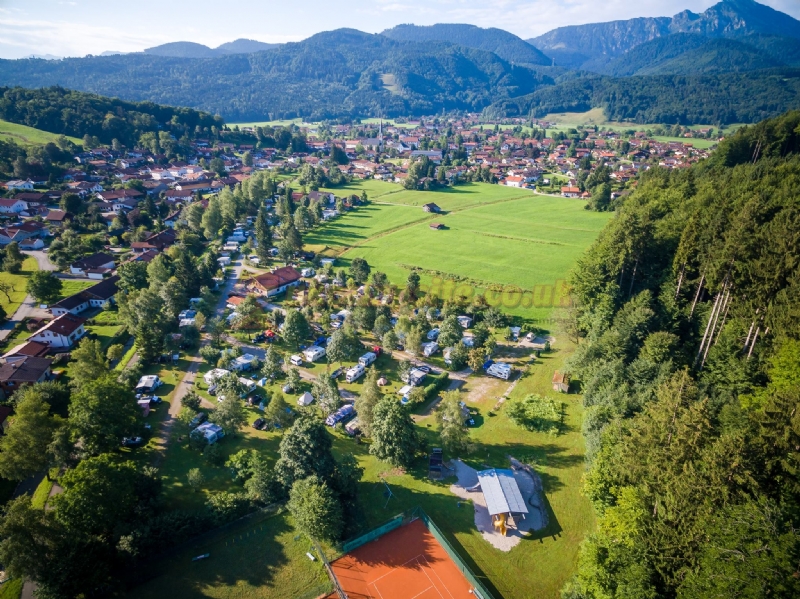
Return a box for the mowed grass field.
[308,182,611,321]
[0,256,39,315]
[0,120,81,146]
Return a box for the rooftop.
[477,468,529,516]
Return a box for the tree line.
[562,110,800,599]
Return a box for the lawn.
[308,187,610,321]
[125,321,594,599]
[125,510,332,599]
[0,579,22,599]
[57,279,95,300]
[0,120,82,147]
[0,256,38,315]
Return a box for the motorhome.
[346,363,365,383]
[303,346,326,362]
[487,362,512,380]
[358,352,377,367]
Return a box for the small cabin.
[552,371,570,393]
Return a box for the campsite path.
[149,258,244,466]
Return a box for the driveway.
[23,250,56,272]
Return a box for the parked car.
[252,418,265,429]
[253,333,267,343]
[415,364,431,374]
[189,412,207,429]
[208,383,218,396]
[330,367,343,379]
[122,437,144,448]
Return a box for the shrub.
[205,491,252,525]
[506,394,563,434]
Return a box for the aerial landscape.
[0,0,798,598]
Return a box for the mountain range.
[1,0,799,124]
[530,0,800,69]
[143,38,279,58]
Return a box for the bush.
[423,372,450,401]
[117,510,212,559]
[205,491,252,525]
[506,394,563,434]
[203,442,224,466]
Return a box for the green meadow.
[307,182,611,321]
[0,120,82,146]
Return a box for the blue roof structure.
[477,468,529,516]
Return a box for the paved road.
[0,252,59,342]
[24,250,56,272]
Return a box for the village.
[0,109,718,599]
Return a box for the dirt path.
[149,259,245,466]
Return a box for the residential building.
[69,252,115,278]
[29,314,87,348]
[0,356,53,397]
[250,266,302,297]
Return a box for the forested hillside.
[381,24,551,66]
[590,34,790,77]
[0,31,549,121]
[563,110,800,599]
[486,69,800,125]
[0,86,223,146]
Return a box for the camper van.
[290,354,304,367]
[325,404,355,427]
[303,346,326,363]
[135,375,162,394]
[422,342,439,357]
[346,363,365,383]
[487,362,512,380]
[358,352,377,367]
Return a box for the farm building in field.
[552,371,570,393]
[429,222,444,230]
[476,468,529,536]
[422,203,441,213]
[250,266,302,297]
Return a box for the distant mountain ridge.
[143,38,279,58]
[591,33,790,76]
[381,24,551,66]
[0,29,549,121]
[530,0,800,69]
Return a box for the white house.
[4,180,33,191]
[0,198,27,214]
[29,314,87,349]
[69,253,115,278]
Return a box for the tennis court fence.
[325,506,497,599]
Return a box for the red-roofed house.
[29,314,87,348]
[249,266,302,297]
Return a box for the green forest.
[0,32,551,122]
[487,68,800,125]
[563,110,800,598]
[0,86,224,147]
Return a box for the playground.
[327,518,477,599]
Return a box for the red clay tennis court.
[325,519,475,599]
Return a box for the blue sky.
[0,0,797,59]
